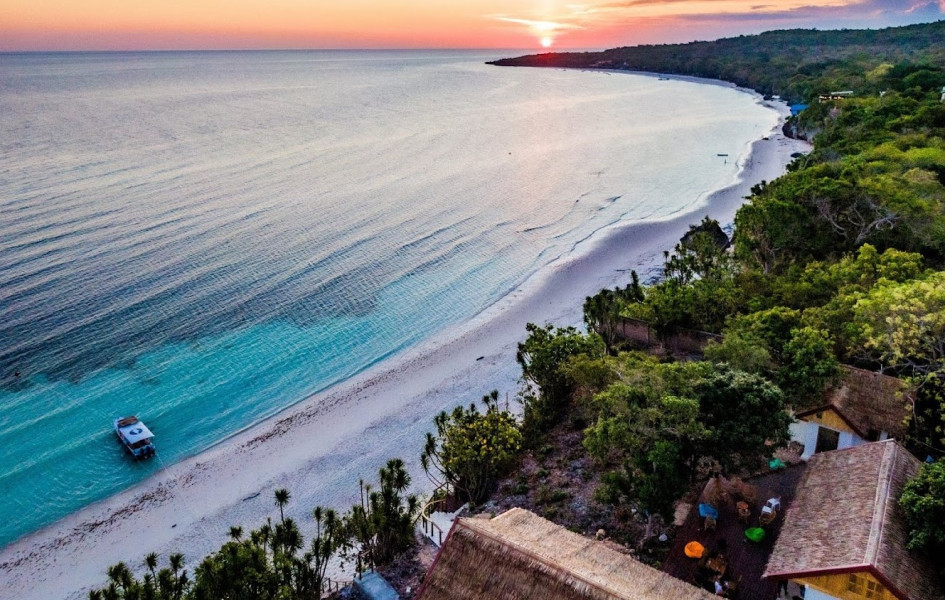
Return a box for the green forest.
[490,20,945,104]
[89,20,945,599]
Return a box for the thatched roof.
[799,366,912,439]
[764,441,943,600]
[416,508,715,600]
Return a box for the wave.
[0,50,778,547]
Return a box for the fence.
[322,577,352,597]
[418,481,457,546]
[612,317,721,354]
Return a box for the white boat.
[113,416,155,458]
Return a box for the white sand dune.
[0,91,808,600]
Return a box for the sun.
[540,36,553,48]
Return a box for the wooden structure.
[736,501,750,524]
[663,465,807,600]
[764,441,944,600]
[790,366,911,460]
[416,507,715,600]
[818,90,854,102]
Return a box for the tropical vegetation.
[899,457,945,560]
[494,17,945,555]
[89,19,945,596]
[421,390,522,505]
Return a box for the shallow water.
[0,50,778,546]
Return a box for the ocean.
[0,50,778,547]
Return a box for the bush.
[899,458,945,560]
[420,391,522,505]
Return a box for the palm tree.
[274,488,291,524]
[229,526,243,541]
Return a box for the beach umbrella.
[745,527,766,543]
[698,503,720,519]
[685,541,705,559]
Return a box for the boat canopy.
[117,421,154,444]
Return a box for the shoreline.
[0,96,808,600]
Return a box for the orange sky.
[1,0,943,51]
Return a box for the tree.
[632,440,690,522]
[703,331,773,375]
[777,326,841,406]
[189,499,345,600]
[768,244,925,311]
[191,528,279,600]
[725,307,802,359]
[346,458,420,572]
[274,489,291,524]
[516,323,605,437]
[583,273,644,352]
[640,219,741,336]
[695,368,792,474]
[583,360,713,518]
[899,458,945,560]
[849,272,945,375]
[294,507,344,599]
[89,488,348,600]
[421,390,522,505]
[586,391,708,521]
[906,369,945,456]
[666,217,732,285]
[89,554,189,600]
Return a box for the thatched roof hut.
[764,440,944,600]
[416,508,715,600]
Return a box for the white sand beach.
[0,94,808,600]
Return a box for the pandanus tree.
[292,507,345,599]
[92,489,349,600]
[89,554,189,600]
[346,458,419,573]
[191,506,346,599]
[421,390,522,505]
[274,488,291,524]
[583,272,645,352]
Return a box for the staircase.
[417,483,467,547]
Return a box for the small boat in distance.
[114,416,155,458]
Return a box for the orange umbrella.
[685,541,705,559]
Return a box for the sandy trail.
[0,83,808,600]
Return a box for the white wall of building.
[803,585,842,600]
[790,421,820,460]
[789,420,866,460]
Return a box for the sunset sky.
[1,0,943,51]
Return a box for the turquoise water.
[0,50,778,546]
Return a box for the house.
[819,90,855,102]
[764,441,944,600]
[416,507,716,600]
[789,367,911,460]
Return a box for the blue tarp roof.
[354,570,399,600]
